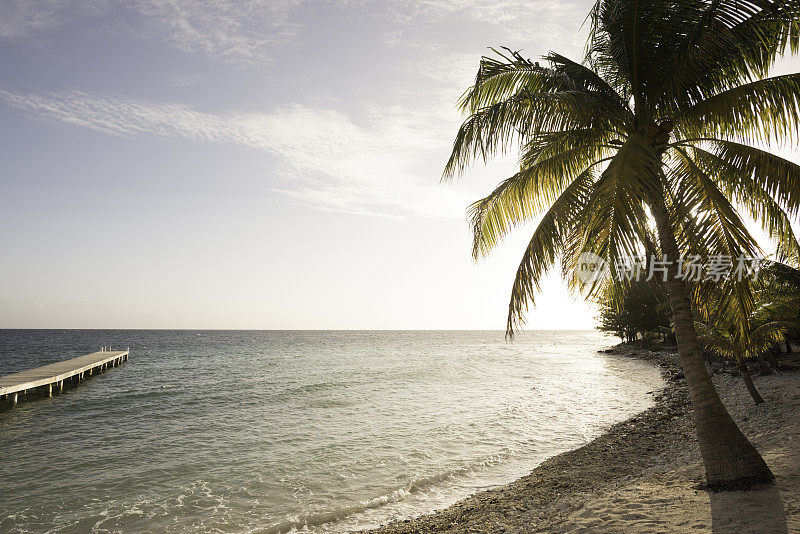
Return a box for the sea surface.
[0,330,662,533]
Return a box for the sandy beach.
[366,345,800,533]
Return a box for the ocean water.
[0,330,661,533]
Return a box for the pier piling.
[0,349,130,406]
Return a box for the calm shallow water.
[0,330,661,533]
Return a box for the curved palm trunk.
[653,205,774,487]
[738,363,765,405]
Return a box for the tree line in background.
[597,277,672,344]
[597,260,800,405]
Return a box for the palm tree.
[753,260,800,364]
[697,323,766,404]
[695,281,793,405]
[444,0,800,486]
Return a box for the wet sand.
[365,345,800,533]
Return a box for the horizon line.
[0,327,600,332]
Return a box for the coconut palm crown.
[445,0,800,487]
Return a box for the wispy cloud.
[390,0,584,51]
[0,89,476,217]
[165,72,205,88]
[0,0,109,40]
[411,0,579,24]
[1,0,299,65]
[125,0,302,66]
[2,0,583,65]
[1,0,552,215]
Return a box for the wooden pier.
[0,348,130,405]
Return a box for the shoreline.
[364,345,800,533]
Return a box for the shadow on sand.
[710,484,788,534]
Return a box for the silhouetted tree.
[444,0,800,486]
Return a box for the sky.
[0,1,796,330]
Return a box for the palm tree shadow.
[710,485,788,534]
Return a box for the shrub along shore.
[364,344,800,533]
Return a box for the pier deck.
[1,349,129,404]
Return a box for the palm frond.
[505,170,596,336]
[669,147,762,331]
[676,73,800,143]
[460,48,545,113]
[670,146,761,260]
[443,89,626,180]
[666,0,800,109]
[696,139,800,215]
[544,52,630,110]
[571,134,659,277]
[685,143,800,263]
[445,49,633,181]
[469,129,611,258]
